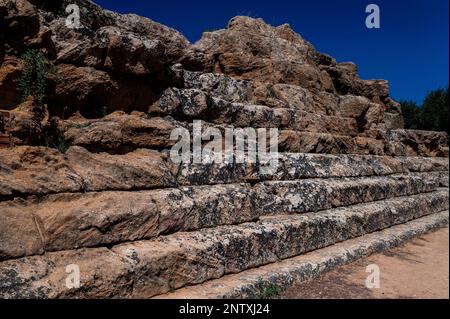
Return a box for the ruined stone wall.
[0,0,448,299]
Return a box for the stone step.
[176,152,449,186]
[0,170,446,260]
[1,145,448,200]
[181,71,387,121]
[63,113,355,155]
[279,130,449,157]
[279,131,382,155]
[156,210,449,299]
[63,112,448,158]
[149,88,360,135]
[63,113,181,153]
[0,145,176,201]
[111,192,449,298]
[0,190,447,299]
[359,129,450,156]
[253,173,446,215]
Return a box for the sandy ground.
[280,227,449,299]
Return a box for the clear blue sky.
[95,0,449,104]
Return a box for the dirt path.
[279,227,449,299]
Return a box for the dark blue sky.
[96,0,449,104]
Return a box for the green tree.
[421,87,448,134]
[400,86,449,134]
[400,100,422,130]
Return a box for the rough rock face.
[0,0,449,299]
[64,112,180,152]
[1,0,190,117]
[181,17,332,91]
[49,64,160,117]
[4,98,42,145]
[0,0,42,54]
[0,145,178,200]
[0,56,22,109]
[181,16,391,103]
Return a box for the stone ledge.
[0,191,447,298]
[156,210,449,299]
[0,172,446,260]
[1,145,448,200]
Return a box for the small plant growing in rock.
[19,49,50,124]
[42,118,71,154]
[168,280,176,293]
[19,49,49,104]
[266,85,277,99]
[256,279,282,299]
[19,49,70,153]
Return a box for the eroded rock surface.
[0,0,448,300]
